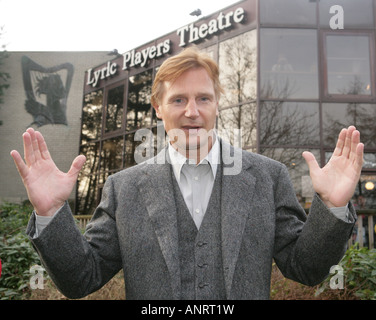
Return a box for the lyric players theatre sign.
[86,7,246,87]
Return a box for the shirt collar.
[168,136,219,182]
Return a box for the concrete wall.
[0,51,109,204]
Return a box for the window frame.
[102,80,127,138]
[321,30,376,103]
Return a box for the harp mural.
[21,56,74,127]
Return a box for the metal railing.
[75,215,92,230]
[348,210,376,249]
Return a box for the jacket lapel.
[137,149,182,299]
[220,140,256,298]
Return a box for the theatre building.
[1,0,372,243]
[78,0,376,227]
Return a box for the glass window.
[260,102,320,147]
[105,85,124,133]
[100,136,124,172]
[325,34,373,97]
[260,0,317,26]
[322,103,376,148]
[76,173,99,215]
[127,70,153,131]
[79,142,100,176]
[219,30,257,107]
[260,148,321,208]
[77,142,101,215]
[124,133,138,168]
[320,0,374,29]
[260,29,319,99]
[81,90,103,143]
[217,103,257,149]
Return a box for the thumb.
[68,155,86,178]
[302,151,320,175]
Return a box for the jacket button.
[198,283,208,289]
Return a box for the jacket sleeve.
[26,175,123,299]
[272,164,356,286]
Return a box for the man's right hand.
[10,128,86,217]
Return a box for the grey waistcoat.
[171,163,227,300]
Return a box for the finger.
[27,128,42,161]
[354,142,364,173]
[23,131,35,166]
[349,129,360,162]
[67,155,86,178]
[302,151,320,174]
[35,131,51,160]
[10,150,29,179]
[342,126,356,159]
[332,128,346,157]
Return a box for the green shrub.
[317,244,376,300]
[0,202,41,300]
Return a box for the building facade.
[77,0,376,218]
[0,51,109,203]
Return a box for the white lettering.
[86,68,94,85]
[329,265,344,289]
[177,25,189,46]
[179,7,245,47]
[199,23,208,38]
[122,40,171,71]
[233,7,245,23]
[30,265,45,290]
[330,5,344,30]
[87,61,117,87]
[141,47,150,67]
[163,39,171,54]
[208,19,218,35]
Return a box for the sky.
[0,0,240,53]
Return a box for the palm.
[11,128,86,216]
[303,126,364,208]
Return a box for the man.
[10,47,364,300]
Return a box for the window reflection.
[81,90,103,143]
[79,142,100,176]
[105,85,124,133]
[124,133,140,168]
[260,0,316,26]
[219,30,257,107]
[323,103,376,148]
[77,173,99,215]
[260,29,318,99]
[217,103,257,148]
[127,70,153,131]
[325,35,372,96]
[100,136,123,172]
[260,102,319,146]
[260,148,320,208]
[354,175,376,211]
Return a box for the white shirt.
[168,137,220,230]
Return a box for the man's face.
[153,67,219,158]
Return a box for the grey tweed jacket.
[26,140,356,300]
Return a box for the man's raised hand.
[302,126,364,208]
[10,128,86,217]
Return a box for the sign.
[86,6,247,88]
[177,7,245,46]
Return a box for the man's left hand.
[302,126,364,208]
